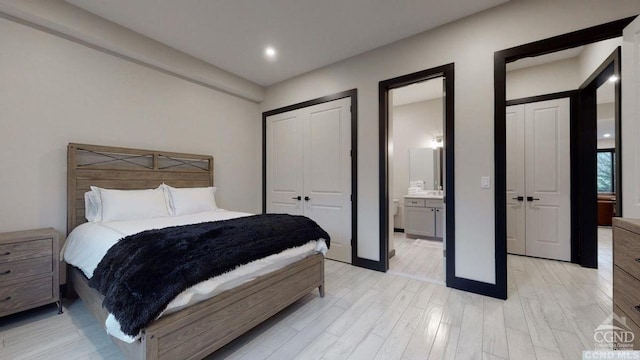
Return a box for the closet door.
[266,109,304,215]
[303,98,352,263]
[266,97,353,264]
[524,98,571,261]
[506,105,526,255]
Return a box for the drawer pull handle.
[0,296,11,302]
[1,252,10,256]
[0,270,10,275]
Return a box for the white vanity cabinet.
[404,196,443,240]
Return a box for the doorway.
[380,64,462,291]
[579,47,621,268]
[494,17,634,298]
[386,77,446,284]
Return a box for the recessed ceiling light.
[609,75,619,82]
[265,46,277,59]
[604,133,611,138]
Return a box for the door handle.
[304,196,311,201]
[527,196,540,202]
[512,196,524,202]
[292,196,301,201]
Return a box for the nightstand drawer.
[614,226,640,280]
[0,257,52,283]
[613,266,640,327]
[0,277,53,313]
[0,239,52,264]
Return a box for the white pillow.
[94,187,171,222]
[164,185,218,216]
[84,190,103,222]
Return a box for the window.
[597,149,615,193]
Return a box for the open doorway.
[494,17,633,299]
[387,77,445,284]
[596,75,618,282]
[504,38,621,266]
[380,64,462,291]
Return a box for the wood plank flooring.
[0,228,614,359]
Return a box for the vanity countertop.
[404,193,443,200]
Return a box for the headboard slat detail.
[67,143,214,234]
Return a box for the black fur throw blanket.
[89,214,330,337]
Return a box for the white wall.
[579,37,623,82]
[0,18,262,239]
[392,98,444,229]
[0,0,264,102]
[506,57,580,100]
[506,37,623,100]
[260,0,640,284]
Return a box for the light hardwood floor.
[0,229,614,359]
[388,232,444,284]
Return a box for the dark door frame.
[494,17,634,298]
[577,47,621,268]
[262,89,361,265]
[379,64,463,293]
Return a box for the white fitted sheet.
[62,210,327,343]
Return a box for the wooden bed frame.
[66,143,325,360]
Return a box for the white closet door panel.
[266,111,303,215]
[623,16,640,218]
[304,98,352,263]
[530,107,560,192]
[525,98,571,261]
[305,204,347,257]
[308,108,342,192]
[506,105,526,255]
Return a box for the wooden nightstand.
[0,228,61,317]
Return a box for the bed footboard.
[68,253,325,360]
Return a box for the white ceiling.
[598,118,615,140]
[66,0,508,86]
[392,77,443,106]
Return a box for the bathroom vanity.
[404,194,444,240]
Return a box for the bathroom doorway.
[379,64,456,289]
[387,77,445,283]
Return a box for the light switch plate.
[481,176,490,189]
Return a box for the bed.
[65,143,325,360]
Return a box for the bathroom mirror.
[409,147,442,190]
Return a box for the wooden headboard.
[67,143,214,234]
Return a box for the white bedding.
[62,210,327,343]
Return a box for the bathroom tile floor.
[0,229,614,359]
[388,232,445,285]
